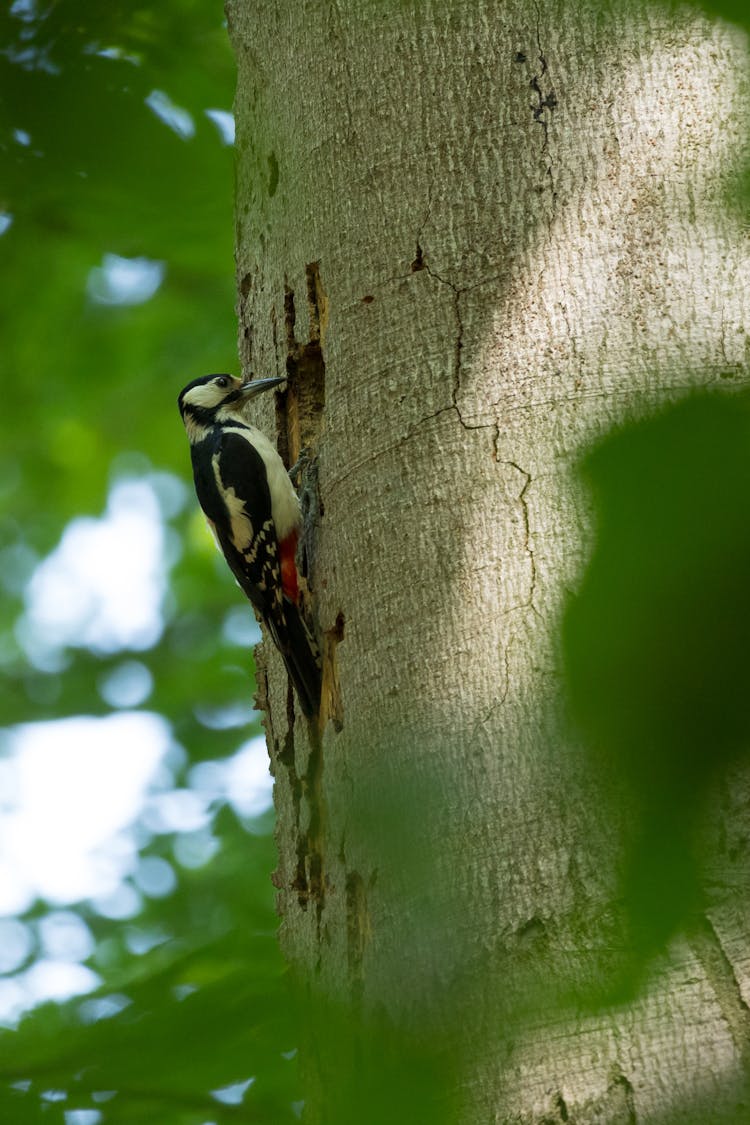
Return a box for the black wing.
[191,429,282,619]
[191,428,321,717]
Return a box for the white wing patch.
[211,453,254,551]
[244,518,282,606]
[243,517,274,568]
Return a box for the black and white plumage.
[177,373,321,717]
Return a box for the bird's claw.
[289,446,313,484]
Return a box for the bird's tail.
[275,598,322,719]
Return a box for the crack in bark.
[492,423,501,462]
[415,257,465,413]
[265,269,330,921]
[326,399,498,501]
[529,49,556,139]
[280,269,327,593]
[502,461,538,615]
[328,249,506,504]
[282,267,327,465]
[472,641,512,734]
[416,256,503,442]
[610,1068,638,1124]
[533,1065,638,1123]
[411,253,512,448]
[320,611,345,733]
[289,724,326,933]
[689,914,750,1064]
[529,1,557,208]
[553,1092,569,1122]
[337,831,375,1006]
[410,180,438,275]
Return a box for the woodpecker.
[177,373,321,717]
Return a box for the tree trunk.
[227,0,750,1120]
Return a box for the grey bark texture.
[227,0,750,1120]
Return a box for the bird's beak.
[238,376,286,399]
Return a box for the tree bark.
[227,0,750,1120]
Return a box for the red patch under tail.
[279,530,299,603]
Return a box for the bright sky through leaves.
[1,477,273,1024]
[0,2,291,1112]
[20,479,169,663]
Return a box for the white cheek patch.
[186,384,224,410]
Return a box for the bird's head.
[177,373,285,438]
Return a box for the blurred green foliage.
[1,0,749,1122]
[563,392,750,969]
[691,0,750,30]
[290,989,461,1125]
[0,822,300,1125]
[0,0,237,542]
[0,2,304,1121]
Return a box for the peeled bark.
[227,0,750,1119]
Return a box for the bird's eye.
[215,376,229,389]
